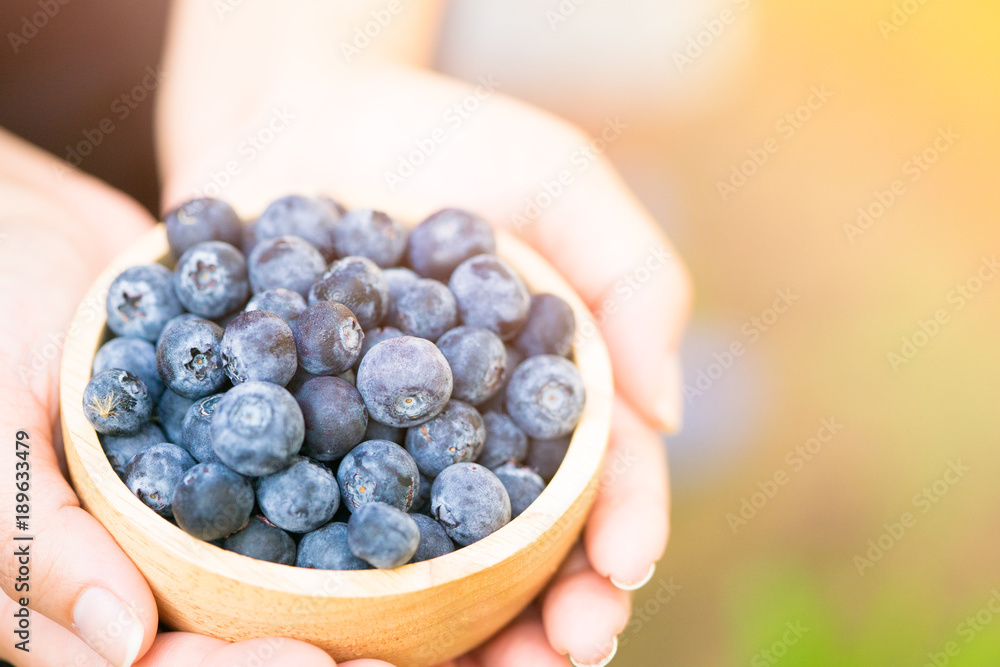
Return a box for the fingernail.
[72,587,144,667]
[569,635,618,667]
[652,355,682,433]
[611,563,656,591]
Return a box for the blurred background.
[3,0,999,664]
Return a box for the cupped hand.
[0,128,389,667]
[157,11,691,664]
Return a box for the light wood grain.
[59,224,614,667]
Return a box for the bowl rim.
[60,222,614,599]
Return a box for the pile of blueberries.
[82,195,585,570]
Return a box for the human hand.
[157,4,690,664]
[0,127,394,667]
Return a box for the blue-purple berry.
[515,293,575,358]
[436,326,507,405]
[332,209,408,268]
[505,355,585,439]
[106,264,184,341]
[356,336,453,428]
[407,209,496,281]
[430,463,511,546]
[172,462,255,541]
[478,411,528,469]
[180,394,224,463]
[224,515,296,565]
[526,435,571,482]
[492,462,545,518]
[100,422,166,477]
[388,279,458,342]
[336,440,420,512]
[293,301,364,375]
[220,310,297,386]
[347,501,419,569]
[405,401,486,478]
[164,198,243,259]
[210,381,304,476]
[449,254,530,341]
[296,522,370,570]
[256,456,341,533]
[93,336,164,402]
[363,419,405,445]
[245,288,307,324]
[156,389,195,444]
[125,442,196,517]
[409,513,455,562]
[247,235,326,296]
[156,317,227,399]
[308,256,389,330]
[253,194,342,261]
[295,377,368,461]
[83,369,153,436]
[172,241,250,318]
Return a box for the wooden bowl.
[59,224,613,667]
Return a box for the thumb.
[508,153,692,432]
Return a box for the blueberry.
[295,377,368,461]
[514,294,575,358]
[83,369,153,436]
[383,267,419,310]
[224,515,296,565]
[477,345,524,414]
[492,463,545,518]
[211,381,304,476]
[505,355,585,439]
[357,336,453,428]
[332,209,408,268]
[336,440,420,512]
[347,502,419,569]
[253,194,342,261]
[164,197,243,258]
[180,394,224,463]
[430,463,510,546]
[247,235,327,296]
[363,419,405,445]
[157,313,202,345]
[125,442,196,517]
[296,522,370,570]
[106,264,184,341]
[256,456,341,533]
[156,389,195,444]
[100,422,166,477]
[407,209,496,281]
[409,513,455,563]
[293,301,364,375]
[355,326,403,371]
[526,435,571,482]
[172,462,255,541]
[156,317,227,399]
[405,401,486,478]
[245,288,307,324]
[387,279,458,342]
[436,326,507,405]
[173,241,250,318]
[93,336,164,402]
[478,411,528,469]
[220,310,297,386]
[308,256,389,330]
[449,254,530,340]
[412,472,434,514]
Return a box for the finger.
[136,632,340,667]
[584,396,670,588]
[541,545,630,666]
[510,149,692,433]
[0,403,158,667]
[0,589,110,666]
[474,606,565,667]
